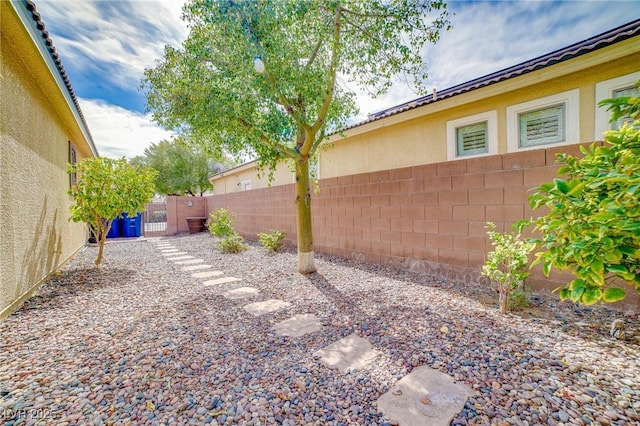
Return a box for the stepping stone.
[166,255,194,261]
[223,287,260,300]
[244,299,291,316]
[313,334,381,373]
[191,271,224,279]
[174,259,204,265]
[377,366,474,426]
[182,264,213,271]
[273,314,322,337]
[202,277,241,287]
[163,251,187,257]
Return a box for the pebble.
[0,233,638,425]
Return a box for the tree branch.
[238,117,299,159]
[308,6,342,146]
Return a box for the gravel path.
[1,233,639,425]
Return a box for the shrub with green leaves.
[68,157,157,265]
[258,230,286,252]
[218,232,248,253]
[529,87,640,305]
[481,221,536,313]
[208,208,236,238]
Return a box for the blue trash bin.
[106,217,121,238]
[122,212,142,237]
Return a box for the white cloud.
[352,0,632,117]
[36,0,188,91]
[80,98,173,159]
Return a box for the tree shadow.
[19,267,135,312]
[17,196,63,301]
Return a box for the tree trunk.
[95,220,110,266]
[295,158,316,274]
[499,282,509,313]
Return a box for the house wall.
[0,3,96,319]
[321,44,640,178]
[211,161,294,195]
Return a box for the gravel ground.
[1,233,639,426]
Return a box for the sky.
[33,0,637,159]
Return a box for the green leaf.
[601,287,626,303]
[556,287,570,301]
[554,178,570,194]
[581,288,602,305]
[605,263,628,274]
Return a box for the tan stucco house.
[1,0,98,319]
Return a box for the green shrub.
[258,229,286,252]
[208,208,235,237]
[218,232,248,253]
[481,221,536,313]
[529,88,640,305]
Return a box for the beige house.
[1,0,98,319]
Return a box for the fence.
[143,201,167,237]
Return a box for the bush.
[529,88,640,305]
[208,208,235,237]
[481,221,535,313]
[258,229,286,252]
[218,232,248,253]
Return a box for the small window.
[506,89,579,152]
[611,85,640,130]
[594,72,640,139]
[457,122,488,156]
[518,104,565,147]
[446,111,497,160]
[69,141,77,187]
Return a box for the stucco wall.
[320,47,640,178]
[211,161,294,195]
[1,3,94,318]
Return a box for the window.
[240,180,252,191]
[611,85,640,130]
[518,104,565,147]
[446,111,497,160]
[594,72,640,139]
[69,141,77,187]
[506,89,579,152]
[457,122,488,156]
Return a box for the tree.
[481,222,535,313]
[143,0,451,273]
[529,86,640,305]
[68,157,157,265]
[137,138,229,196]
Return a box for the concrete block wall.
[166,196,208,235]
[201,143,639,309]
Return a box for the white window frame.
[240,180,252,191]
[594,71,640,140]
[506,89,579,152]
[446,111,498,160]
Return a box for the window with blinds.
[456,122,488,156]
[612,85,640,130]
[518,103,565,148]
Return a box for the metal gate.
[143,200,167,236]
